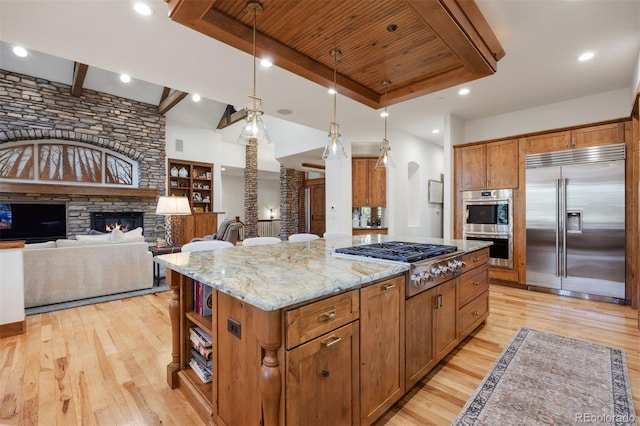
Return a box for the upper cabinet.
[167,158,213,213]
[455,139,519,191]
[352,158,386,207]
[525,122,625,154]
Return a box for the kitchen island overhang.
[156,236,492,426]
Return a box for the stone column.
[280,166,304,240]
[244,138,258,238]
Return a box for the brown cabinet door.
[352,158,369,206]
[360,275,405,425]
[434,279,458,361]
[309,184,325,236]
[525,130,571,154]
[286,322,360,426]
[572,122,625,149]
[405,286,436,389]
[368,160,386,207]
[193,212,218,239]
[486,139,519,189]
[456,144,487,190]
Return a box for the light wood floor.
[1,285,638,425]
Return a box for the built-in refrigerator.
[525,143,626,302]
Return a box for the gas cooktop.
[334,241,458,263]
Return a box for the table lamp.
[155,195,191,246]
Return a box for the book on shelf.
[193,281,213,316]
[189,358,212,384]
[191,347,213,369]
[189,326,212,346]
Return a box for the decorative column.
[244,138,259,238]
[279,166,304,240]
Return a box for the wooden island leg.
[166,270,181,388]
[259,310,283,426]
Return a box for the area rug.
[454,327,637,426]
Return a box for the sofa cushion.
[76,233,111,242]
[111,227,144,242]
[56,239,107,247]
[24,241,56,250]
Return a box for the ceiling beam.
[158,88,188,114]
[71,62,88,97]
[217,105,248,130]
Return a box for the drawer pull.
[382,284,397,291]
[433,294,443,309]
[321,336,341,348]
[473,256,480,262]
[473,280,481,286]
[321,370,330,377]
[318,310,336,322]
[472,311,481,317]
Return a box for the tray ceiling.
[166,0,505,109]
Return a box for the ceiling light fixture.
[120,74,131,83]
[238,0,271,145]
[260,58,273,67]
[375,80,395,169]
[12,46,27,57]
[578,51,594,62]
[133,2,153,16]
[322,49,347,161]
[432,129,440,134]
[192,94,201,102]
[458,87,470,96]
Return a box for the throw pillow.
[110,228,144,242]
[23,241,56,250]
[76,233,111,242]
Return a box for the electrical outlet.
[227,317,241,338]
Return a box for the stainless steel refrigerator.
[525,144,626,302]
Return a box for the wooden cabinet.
[179,212,218,243]
[352,158,386,207]
[456,139,518,190]
[167,158,213,213]
[458,249,490,340]
[405,286,436,389]
[525,122,625,154]
[434,279,458,361]
[360,275,404,425]
[352,228,388,236]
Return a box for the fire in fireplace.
[90,212,144,233]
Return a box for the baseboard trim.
[0,319,26,338]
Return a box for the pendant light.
[322,49,347,160]
[238,0,271,145]
[375,80,395,169]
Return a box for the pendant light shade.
[375,80,395,168]
[322,49,347,161]
[238,1,271,145]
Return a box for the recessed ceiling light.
[432,129,440,134]
[277,108,293,115]
[328,88,337,95]
[260,58,273,68]
[12,46,28,57]
[192,94,201,102]
[578,51,594,62]
[120,74,131,83]
[221,167,226,171]
[458,87,470,96]
[380,111,389,118]
[133,2,153,16]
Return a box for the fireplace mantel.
[1,182,158,198]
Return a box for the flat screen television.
[0,202,67,243]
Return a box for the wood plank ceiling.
[165,0,505,109]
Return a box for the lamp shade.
[155,196,191,215]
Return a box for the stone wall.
[279,166,304,239]
[0,69,166,239]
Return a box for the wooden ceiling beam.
[71,62,88,97]
[217,106,248,130]
[158,88,188,114]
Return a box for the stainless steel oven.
[463,189,513,269]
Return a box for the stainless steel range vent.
[525,143,625,169]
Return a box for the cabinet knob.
[473,281,481,286]
[321,370,330,378]
[472,311,481,317]
[318,310,336,322]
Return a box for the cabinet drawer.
[286,290,359,349]
[458,291,489,339]
[458,265,489,307]
[462,248,489,272]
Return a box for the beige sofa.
[23,239,153,308]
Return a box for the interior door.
[526,166,561,289]
[309,184,325,236]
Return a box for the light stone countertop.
[155,235,492,311]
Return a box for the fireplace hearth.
[90,212,144,233]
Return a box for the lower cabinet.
[405,287,436,389]
[434,279,458,361]
[286,322,360,426]
[359,275,405,425]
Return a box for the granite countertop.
[156,235,492,312]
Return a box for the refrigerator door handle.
[556,178,561,277]
[561,178,568,278]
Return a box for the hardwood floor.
[1,285,638,425]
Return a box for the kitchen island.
[156,235,491,426]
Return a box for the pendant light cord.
[332,52,337,123]
[252,7,257,98]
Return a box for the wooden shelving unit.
[167,159,213,213]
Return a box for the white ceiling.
[0,0,638,161]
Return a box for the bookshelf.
[167,159,213,213]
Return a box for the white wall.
[443,114,464,239]
[0,247,25,326]
[463,89,630,143]
[633,50,640,106]
[220,174,281,222]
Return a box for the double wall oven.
[463,189,513,269]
